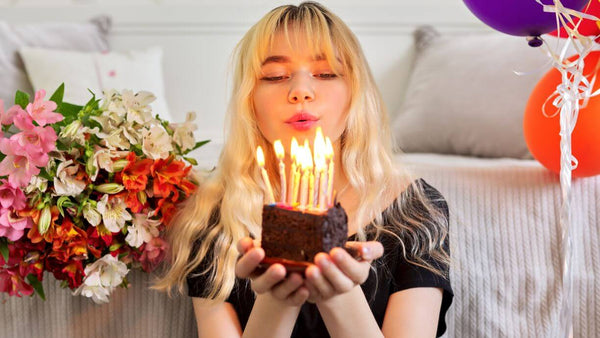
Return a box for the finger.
[251,263,286,294]
[271,273,304,300]
[305,257,337,298]
[304,278,321,304]
[288,286,310,306]
[235,247,264,278]
[330,247,370,285]
[236,237,255,255]
[316,253,355,294]
[345,241,384,261]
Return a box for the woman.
[155,2,453,337]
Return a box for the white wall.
[0,0,489,166]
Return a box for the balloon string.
[533,1,600,337]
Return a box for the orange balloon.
[524,51,600,177]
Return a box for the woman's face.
[253,29,351,154]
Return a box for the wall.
[0,0,488,167]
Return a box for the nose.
[288,75,314,103]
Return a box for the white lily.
[82,202,102,227]
[73,254,129,304]
[172,112,198,152]
[54,160,86,197]
[96,195,132,232]
[125,213,161,248]
[142,125,173,159]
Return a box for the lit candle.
[274,140,286,204]
[256,146,276,204]
[288,137,299,206]
[313,128,327,210]
[299,145,309,210]
[325,137,334,206]
[308,172,315,210]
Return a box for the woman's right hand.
[235,237,309,307]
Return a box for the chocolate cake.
[261,202,348,263]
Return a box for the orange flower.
[26,206,59,244]
[151,157,191,199]
[124,191,145,213]
[48,217,88,263]
[121,152,153,191]
[156,198,177,226]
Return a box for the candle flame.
[291,137,299,161]
[256,146,265,167]
[274,140,284,160]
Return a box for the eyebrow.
[261,54,327,66]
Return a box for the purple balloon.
[463,0,589,37]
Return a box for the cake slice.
[260,202,348,266]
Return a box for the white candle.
[313,127,327,210]
[274,140,286,204]
[325,137,334,206]
[308,172,314,210]
[288,137,299,206]
[256,146,276,204]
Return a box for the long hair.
[154,1,449,302]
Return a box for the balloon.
[463,0,589,43]
[548,0,600,40]
[524,51,600,178]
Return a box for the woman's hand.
[304,241,384,304]
[235,237,309,306]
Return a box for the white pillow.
[392,26,572,159]
[19,46,172,121]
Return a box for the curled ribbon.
[531,1,600,337]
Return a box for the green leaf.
[57,102,83,125]
[26,274,46,301]
[0,238,9,263]
[183,156,198,166]
[14,91,30,109]
[183,140,211,155]
[49,83,65,106]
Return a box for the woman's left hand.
[304,241,384,304]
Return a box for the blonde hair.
[154,1,449,302]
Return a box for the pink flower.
[0,267,34,297]
[13,109,34,131]
[138,237,168,272]
[0,138,41,187]
[11,126,58,163]
[0,179,26,210]
[0,99,21,126]
[0,208,32,241]
[25,90,62,126]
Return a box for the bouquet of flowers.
[0,85,207,303]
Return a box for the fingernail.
[334,250,344,261]
[362,246,370,258]
[318,256,330,267]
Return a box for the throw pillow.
[19,46,171,120]
[392,25,576,159]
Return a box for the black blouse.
[187,179,453,337]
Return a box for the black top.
[187,179,453,337]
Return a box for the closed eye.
[315,73,338,79]
[261,76,288,82]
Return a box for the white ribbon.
[532,1,600,337]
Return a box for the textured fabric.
[0,17,110,107]
[0,270,195,338]
[187,179,453,337]
[401,153,600,338]
[1,153,598,337]
[392,26,579,159]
